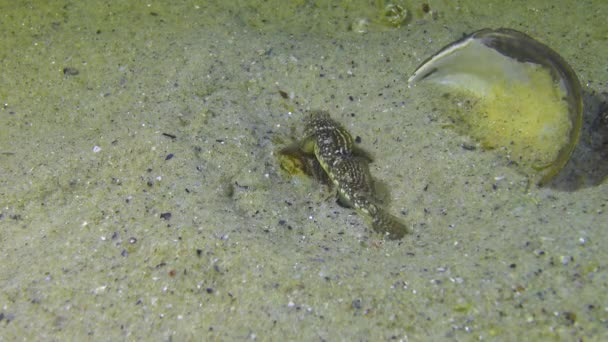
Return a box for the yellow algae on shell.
[450,64,572,174]
[409,28,583,185]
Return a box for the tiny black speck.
[160,212,172,220]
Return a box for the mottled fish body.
[303,111,407,239]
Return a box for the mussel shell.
[409,28,583,185]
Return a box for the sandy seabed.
[1,1,607,340]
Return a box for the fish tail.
[367,204,409,239]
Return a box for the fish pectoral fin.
[371,179,391,206]
[299,137,316,154]
[352,146,374,163]
[278,141,304,155]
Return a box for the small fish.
[301,110,408,239]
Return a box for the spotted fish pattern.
[301,110,408,239]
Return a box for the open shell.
[409,28,583,185]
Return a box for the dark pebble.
[562,311,576,325]
[63,67,79,76]
[461,143,476,151]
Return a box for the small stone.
[63,67,79,76]
[560,255,573,265]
